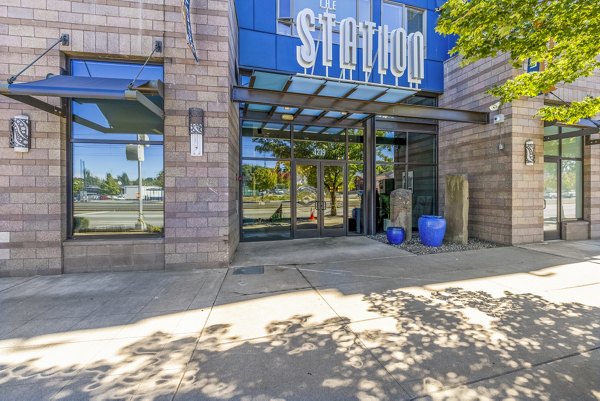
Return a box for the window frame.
[381,1,427,53]
[543,125,585,222]
[67,58,165,239]
[375,130,437,232]
[277,0,374,43]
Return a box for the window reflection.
[293,125,347,160]
[242,126,291,158]
[72,144,164,235]
[70,59,164,236]
[375,131,436,232]
[376,131,406,163]
[410,165,435,228]
[278,0,372,42]
[375,164,406,232]
[242,160,292,240]
[382,1,425,34]
[408,133,435,164]
[562,137,582,158]
[561,160,582,219]
[347,164,364,234]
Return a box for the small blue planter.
[418,215,446,247]
[386,226,405,245]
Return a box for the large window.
[544,126,583,222]
[375,131,436,232]
[382,1,426,49]
[241,121,364,240]
[70,60,164,237]
[277,0,372,42]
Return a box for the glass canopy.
[240,71,419,129]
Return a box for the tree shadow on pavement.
[0,288,598,400]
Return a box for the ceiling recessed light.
[281,114,294,121]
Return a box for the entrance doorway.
[543,161,560,239]
[543,125,584,240]
[293,161,346,238]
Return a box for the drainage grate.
[232,266,264,275]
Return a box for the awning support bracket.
[7,34,69,84]
[128,41,163,89]
[125,89,164,119]
[0,90,64,117]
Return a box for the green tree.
[155,170,164,188]
[253,129,367,216]
[436,0,600,123]
[73,177,84,194]
[117,172,131,186]
[251,167,277,193]
[100,173,121,196]
[83,168,101,186]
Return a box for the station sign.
[295,6,424,88]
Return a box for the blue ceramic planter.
[418,215,446,247]
[386,226,405,245]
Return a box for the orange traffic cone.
[309,209,315,221]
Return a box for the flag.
[182,0,200,63]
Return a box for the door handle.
[543,199,546,209]
[321,201,327,211]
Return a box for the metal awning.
[233,71,489,125]
[544,119,600,145]
[0,75,164,119]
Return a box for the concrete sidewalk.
[0,240,599,400]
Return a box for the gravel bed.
[368,233,500,255]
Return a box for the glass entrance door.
[294,161,346,238]
[544,161,560,240]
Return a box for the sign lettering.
[296,8,425,88]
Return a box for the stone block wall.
[227,0,240,259]
[439,54,546,245]
[162,0,238,270]
[0,0,240,276]
[440,53,600,245]
[439,54,520,244]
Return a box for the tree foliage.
[436,0,600,123]
[251,167,278,192]
[100,173,121,196]
[252,131,365,216]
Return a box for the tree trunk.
[330,191,337,216]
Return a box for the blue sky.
[71,60,164,179]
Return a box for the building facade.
[0,0,598,277]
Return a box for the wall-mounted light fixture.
[9,115,31,152]
[189,108,204,156]
[525,139,535,165]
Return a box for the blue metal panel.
[235,0,254,30]
[423,60,443,92]
[239,29,276,69]
[426,11,446,62]
[239,0,450,93]
[276,35,302,73]
[253,0,276,34]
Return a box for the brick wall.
[439,54,519,244]
[0,0,240,276]
[162,0,238,270]
[227,0,240,260]
[441,54,599,245]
